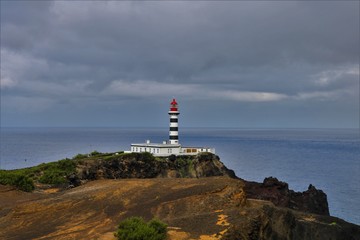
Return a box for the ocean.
[1,127,359,225]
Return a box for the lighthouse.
[169,98,179,144]
[129,98,215,156]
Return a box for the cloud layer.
[1,1,359,127]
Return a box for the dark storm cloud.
[1,1,359,127]
[1,1,53,50]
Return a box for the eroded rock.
[244,177,329,215]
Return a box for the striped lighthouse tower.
[168,98,180,144]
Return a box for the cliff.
[244,177,329,216]
[71,152,237,182]
[0,152,359,240]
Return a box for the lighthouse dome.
[170,98,178,112]
[171,98,178,106]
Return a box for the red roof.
[170,98,178,105]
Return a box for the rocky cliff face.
[244,177,329,215]
[222,204,360,240]
[70,152,236,185]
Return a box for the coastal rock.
[74,152,236,181]
[223,204,359,240]
[193,153,237,178]
[244,177,329,215]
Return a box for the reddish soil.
[0,177,245,239]
[1,177,359,240]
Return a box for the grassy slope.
[0,151,121,191]
[0,151,197,191]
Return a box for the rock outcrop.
[244,177,329,215]
[71,152,236,184]
[222,204,360,240]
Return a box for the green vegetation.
[0,151,186,192]
[138,152,155,162]
[39,169,68,185]
[0,151,124,191]
[37,159,76,184]
[73,153,88,159]
[74,151,124,161]
[114,217,167,240]
[14,174,35,192]
[90,150,101,156]
[100,152,124,161]
[175,157,195,177]
[0,158,76,190]
[118,152,156,163]
[0,171,35,192]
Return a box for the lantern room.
[170,98,178,111]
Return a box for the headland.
[0,152,359,239]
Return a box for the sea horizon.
[2,126,358,129]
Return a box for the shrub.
[139,152,155,162]
[114,217,167,240]
[14,174,35,192]
[148,219,167,236]
[0,158,76,191]
[57,159,76,172]
[175,158,194,177]
[90,150,101,156]
[39,170,67,185]
[0,171,14,185]
[73,153,88,159]
[39,159,76,185]
[0,171,35,192]
[168,154,176,162]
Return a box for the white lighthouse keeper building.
[130,99,215,156]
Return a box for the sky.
[1,1,359,128]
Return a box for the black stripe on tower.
[169,136,178,140]
[169,127,178,131]
[170,118,178,122]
